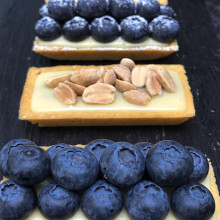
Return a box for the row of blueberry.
[35,14,180,43]
[1,178,214,220]
[0,139,215,220]
[41,0,176,22]
[2,139,209,188]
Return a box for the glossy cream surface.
[31,70,186,113]
[37,36,170,49]
[26,172,217,220]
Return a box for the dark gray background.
[0,0,219,190]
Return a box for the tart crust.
[19,65,195,126]
[45,0,168,5]
[1,145,220,220]
[33,39,178,61]
[38,0,174,61]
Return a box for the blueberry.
[149,15,180,43]
[159,5,176,17]
[134,142,153,159]
[121,15,150,43]
[39,4,49,17]
[171,183,215,220]
[91,16,120,43]
[146,140,194,187]
[48,0,76,22]
[77,0,108,20]
[38,182,79,219]
[0,139,36,177]
[81,180,123,220]
[85,139,114,162]
[100,142,145,188]
[7,145,50,186]
[35,16,61,41]
[63,16,90,41]
[137,0,160,20]
[0,180,37,220]
[186,146,209,183]
[47,143,70,161]
[135,142,153,179]
[125,180,169,220]
[51,147,99,190]
[109,0,135,20]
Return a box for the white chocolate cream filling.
[36,36,171,49]
[31,70,186,113]
[27,171,217,220]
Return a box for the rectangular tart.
[19,64,195,127]
[36,0,176,60]
[1,145,220,220]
